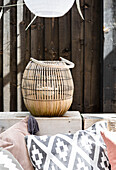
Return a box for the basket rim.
[30,57,75,69]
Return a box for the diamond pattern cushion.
[0,147,24,170]
[25,121,111,170]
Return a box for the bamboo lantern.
[22,57,74,116]
[107,118,116,132]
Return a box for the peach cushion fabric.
[101,131,116,170]
[0,117,34,170]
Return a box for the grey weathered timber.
[17,1,31,111]
[17,0,24,111]
[3,0,10,111]
[103,0,116,112]
[82,113,116,129]
[0,111,82,135]
[0,0,3,111]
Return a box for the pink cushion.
[101,131,116,170]
[0,117,34,170]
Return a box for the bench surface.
[0,111,82,135]
[82,113,116,129]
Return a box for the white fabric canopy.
[24,0,75,17]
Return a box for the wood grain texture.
[45,18,59,60]
[103,0,116,112]
[17,0,24,111]
[84,0,102,112]
[3,0,10,111]
[31,16,44,60]
[59,11,71,61]
[71,2,84,112]
[0,1,108,113]
[23,6,31,67]
[17,2,31,111]
[0,111,82,135]
[82,113,116,129]
[36,111,82,135]
[0,0,3,111]
[10,0,17,111]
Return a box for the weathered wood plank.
[84,0,102,112]
[59,12,72,111]
[17,2,31,111]
[10,0,17,111]
[21,4,31,111]
[0,1,109,113]
[31,16,44,60]
[103,0,116,112]
[71,2,84,112]
[23,6,31,67]
[59,11,71,61]
[17,0,24,111]
[82,113,116,129]
[0,0,3,111]
[0,111,82,135]
[36,111,82,135]
[3,0,10,111]
[45,18,59,60]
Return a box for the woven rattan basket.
[107,118,116,132]
[22,57,74,116]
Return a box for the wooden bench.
[0,111,82,135]
[0,112,116,134]
[82,113,116,129]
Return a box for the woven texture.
[22,59,74,116]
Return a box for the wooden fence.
[103,0,116,112]
[0,0,115,113]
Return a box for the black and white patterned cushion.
[25,121,111,170]
[0,148,24,170]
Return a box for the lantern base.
[24,98,73,117]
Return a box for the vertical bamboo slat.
[0,0,3,111]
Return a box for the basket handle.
[30,57,75,69]
[60,57,75,68]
